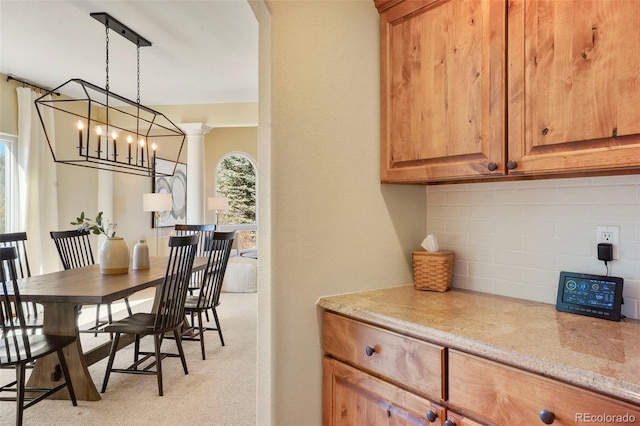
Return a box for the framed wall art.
[152,158,187,228]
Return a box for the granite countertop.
[317,285,640,406]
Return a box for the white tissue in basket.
[420,234,439,252]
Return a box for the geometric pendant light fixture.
[34,12,185,177]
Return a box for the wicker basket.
[412,250,454,292]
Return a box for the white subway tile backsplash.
[522,268,559,288]
[426,217,445,232]
[426,190,446,204]
[426,175,640,319]
[494,280,557,304]
[453,275,496,293]
[515,187,559,204]
[592,204,639,222]
[520,220,555,236]
[621,298,638,320]
[468,204,523,219]
[494,249,555,269]
[457,246,494,262]
[624,279,640,299]
[558,185,636,204]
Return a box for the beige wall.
[265,1,427,424]
[0,75,20,135]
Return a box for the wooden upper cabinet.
[508,0,640,175]
[379,0,640,183]
[379,0,506,183]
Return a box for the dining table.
[14,256,207,401]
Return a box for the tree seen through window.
[216,154,256,250]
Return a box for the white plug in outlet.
[596,225,620,260]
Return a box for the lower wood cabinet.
[322,310,640,426]
[323,357,445,425]
[448,350,640,426]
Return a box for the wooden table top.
[15,256,207,305]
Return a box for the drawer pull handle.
[365,346,376,356]
[444,420,456,426]
[426,410,438,422]
[487,162,498,171]
[539,409,555,424]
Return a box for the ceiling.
[0,0,258,106]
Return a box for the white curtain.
[17,87,60,274]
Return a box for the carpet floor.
[0,290,257,426]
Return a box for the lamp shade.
[207,197,229,211]
[143,193,172,212]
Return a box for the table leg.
[26,302,101,401]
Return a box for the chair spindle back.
[0,232,31,279]
[50,229,95,270]
[174,224,216,287]
[154,234,199,332]
[0,247,30,359]
[197,231,235,309]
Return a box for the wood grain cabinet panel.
[323,357,445,426]
[448,349,640,426]
[445,412,486,426]
[323,311,445,401]
[379,0,506,182]
[508,0,640,176]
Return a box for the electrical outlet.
[596,225,620,260]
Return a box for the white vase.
[99,237,130,274]
[132,240,150,270]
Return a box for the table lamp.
[143,193,173,255]
[208,196,229,225]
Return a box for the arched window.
[215,153,256,254]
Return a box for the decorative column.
[179,123,212,223]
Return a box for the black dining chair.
[181,230,235,359]
[50,229,132,335]
[101,233,199,396]
[174,224,216,295]
[0,232,41,330]
[0,247,77,426]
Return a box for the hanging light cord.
[105,24,110,92]
[137,43,141,105]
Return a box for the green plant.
[71,211,117,238]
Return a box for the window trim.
[0,132,18,233]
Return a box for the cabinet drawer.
[448,350,640,426]
[322,311,444,400]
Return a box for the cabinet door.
[379,0,506,183]
[508,0,640,175]
[323,357,445,426]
